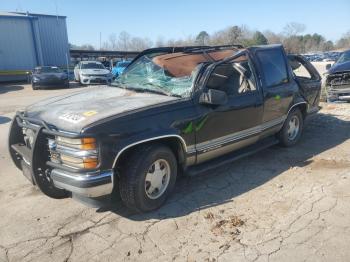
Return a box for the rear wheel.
[119,144,177,212]
[277,108,304,147]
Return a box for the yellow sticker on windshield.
[83,111,98,117]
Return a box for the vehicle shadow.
[0,85,24,94]
[97,112,350,220]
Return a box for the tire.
[119,144,177,212]
[277,108,304,147]
[32,84,38,90]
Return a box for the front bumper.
[327,87,350,101]
[80,75,112,85]
[33,79,69,87]
[51,169,113,197]
[9,113,114,198]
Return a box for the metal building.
[0,11,69,82]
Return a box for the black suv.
[9,44,321,212]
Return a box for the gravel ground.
[0,83,349,262]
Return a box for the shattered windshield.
[111,53,200,97]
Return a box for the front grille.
[90,79,107,83]
[328,72,350,89]
[88,74,107,77]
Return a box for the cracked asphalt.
[0,83,350,262]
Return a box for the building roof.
[0,11,29,17]
[14,12,66,18]
[0,11,66,19]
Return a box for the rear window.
[257,49,289,87]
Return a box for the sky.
[1,0,349,48]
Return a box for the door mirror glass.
[326,63,332,70]
[199,89,228,106]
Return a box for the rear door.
[254,46,297,124]
[288,54,321,107]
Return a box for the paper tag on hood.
[59,113,85,123]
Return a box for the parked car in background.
[74,61,113,85]
[111,61,131,78]
[31,66,69,90]
[325,50,350,102]
[9,44,321,212]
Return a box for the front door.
[195,54,263,163]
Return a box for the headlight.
[33,76,40,81]
[49,136,99,169]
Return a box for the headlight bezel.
[49,136,100,170]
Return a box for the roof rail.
[183,44,244,53]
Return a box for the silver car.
[74,61,113,85]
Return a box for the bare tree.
[336,31,350,49]
[155,36,166,47]
[196,31,209,45]
[108,33,118,50]
[129,37,153,51]
[264,30,283,44]
[82,23,345,54]
[118,31,131,51]
[283,22,306,37]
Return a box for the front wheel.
[277,108,304,147]
[119,144,177,212]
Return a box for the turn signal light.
[83,157,98,169]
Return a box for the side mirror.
[199,89,228,106]
[326,64,332,70]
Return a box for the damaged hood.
[24,86,178,133]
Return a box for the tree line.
[70,22,350,53]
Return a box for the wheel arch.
[112,135,187,172]
[287,101,307,120]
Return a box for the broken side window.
[206,54,257,96]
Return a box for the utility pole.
[99,32,102,50]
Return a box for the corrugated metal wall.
[35,15,69,67]
[0,17,37,70]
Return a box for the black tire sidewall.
[122,145,177,212]
[279,109,303,147]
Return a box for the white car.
[74,61,113,85]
